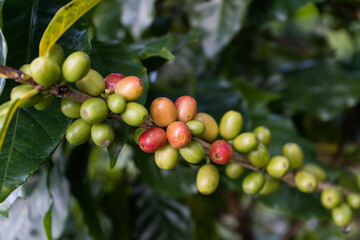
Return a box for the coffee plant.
[1,0,360,239]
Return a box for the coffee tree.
[1,0,360,239]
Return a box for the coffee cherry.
[115,76,144,101]
[259,176,282,195]
[253,126,271,147]
[302,163,327,182]
[66,119,92,145]
[34,93,55,111]
[30,56,60,86]
[80,98,109,124]
[166,121,191,149]
[219,110,243,140]
[61,98,82,119]
[247,143,270,168]
[174,95,197,122]
[138,127,167,153]
[282,143,304,170]
[194,112,219,142]
[295,171,317,193]
[121,102,148,126]
[209,140,233,165]
[233,132,259,154]
[107,94,126,114]
[76,69,106,97]
[91,122,115,147]
[332,203,353,227]
[185,120,206,137]
[10,85,42,107]
[104,73,126,92]
[179,140,204,164]
[150,97,177,127]
[155,144,179,170]
[196,164,219,195]
[20,64,31,76]
[266,156,289,178]
[321,187,343,209]
[133,127,146,145]
[225,163,245,179]
[45,43,65,67]
[242,172,266,195]
[62,51,91,82]
[346,193,360,209]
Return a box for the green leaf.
[131,184,194,240]
[43,203,53,240]
[130,34,174,61]
[39,0,101,56]
[0,185,25,217]
[90,41,149,104]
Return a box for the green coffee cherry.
[196,164,219,195]
[76,69,105,97]
[10,85,41,107]
[259,176,282,195]
[121,102,148,126]
[253,126,271,147]
[242,172,265,195]
[133,127,146,145]
[30,56,61,86]
[186,120,206,137]
[66,119,92,145]
[61,98,82,119]
[321,187,343,209]
[179,140,204,164]
[45,43,65,66]
[62,51,91,82]
[282,143,304,169]
[346,193,360,209]
[294,171,317,193]
[107,94,126,114]
[332,203,353,227]
[302,163,327,182]
[34,93,55,111]
[80,98,109,124]
[219,110,243,140]
[233,132,259,154]
[155,144,179,170]
[20,64,31,77]
[91,122,115,147]
[247,143,270,168]
[225,162,245,179]
[266,156,289,178]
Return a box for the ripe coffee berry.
[139,127,167,153]
[166,121,191,149]
[115,76,144,101]
[104,73,126,92]
[150,97,177,127]
[209,140,233,165]
[174,95,197,122]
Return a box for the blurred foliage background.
[1,0,360,239]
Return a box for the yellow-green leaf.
[39,0,102,57]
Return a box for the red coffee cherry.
[174,95,197,122]
[150,97,177,127]
[104,73,126,92]
[115,76,144,101]
[166,121,191,149]
[209,140,233,165]
[139,127,167,153]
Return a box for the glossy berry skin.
[185,120,206,137]
[80,98,109,124]
[150,97,177,127]
[196,164,219,195]
[107,94,126,114]
[10,85,42,107]
[219,110,243,140]
[61,98,82,119]
[155,144,179,170]
[321,187,343,209]
[115,76,144,101]
[302,163,327,182]
[166,121,192,149]
[253,126,271,147]
[179,140,204,164]
[62,51,91,82]
[332,203,353,227]
[34,93,55,111]
[30,56,61,86]
[346,193,360,209]
[121,102,148,126]
[194,113,219,142]
[242,172,266,195]
[104,73,126,92]
[139,127,167,153]
[66,119,92,145]
[282,143,304,170]
[174,95,197,122]
[247,143,270,168]
[45,43,65,66]
[76,69,105,97]
[225,163,245,179]
[133,127,146,145]
[233,132,259,154]
[259,176,282,195]
[209,140,233,165]
[294,171,317,193]
[266,156,289,178]
[91,122,115,147]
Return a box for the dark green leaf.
[130,34,174,61]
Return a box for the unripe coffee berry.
[20,64,31,76]
[133,127,146,145]
[225,163,245,179]
[10,85,42,107]
[294,171,317,193]
[179,140,204,164]
[138,127,167,153]
[91,122,115,147]
[34,93,54,111]
[332,203,353,227]
[30,56,61,86]
[61,98,82,119]
[247,143,270,168]
[219,110,243,140]
[242,172,266,195]
[321,187,343,209]
[194,112,219,142]
[282,143,304,170]
[62,51,91,82]
[45,43,65,67]
[196,164,219,195]
[302,163,327,182]
[174,95,197,122]
[233,132,259,154]
[253,126,271,147]
[259,176,282,195]
[346,193,360,209]
[166,121,191,149]
[150,97,177,127]
[104,73,126,92]
[107,94,126,114]
[266,156,289,178]
[155,144,179,170]
[121,102,148,126]
[209,140,233,165]
[80,98,109,124]
[185,120,206,137]
[115,76,144,101]
[66,119,92,145]
[76,69,105,97]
